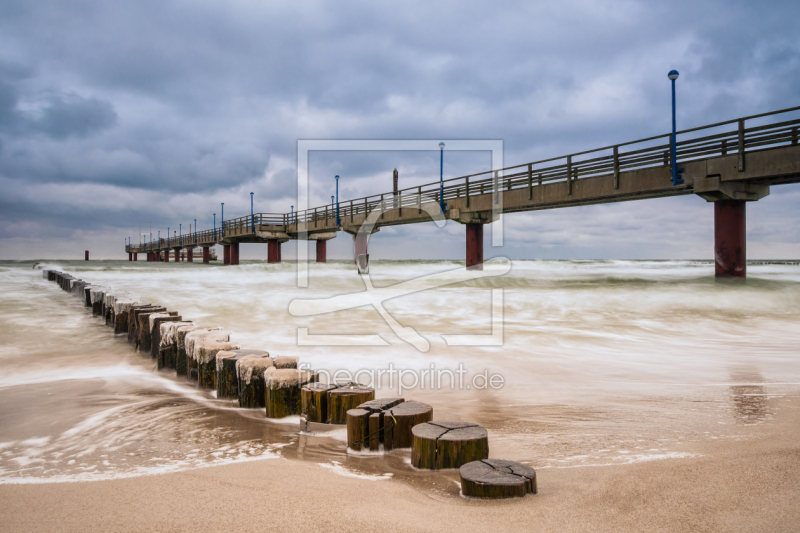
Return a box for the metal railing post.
[613,146,620,189]
[527,164,533,200]
[493,170,499,205]
[738,119,745,172]
[567,155,573,196]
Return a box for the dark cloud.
[35,94,117,139]
[0,0,798,259]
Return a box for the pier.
[125,107,800,278]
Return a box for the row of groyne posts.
[44,268,537,499]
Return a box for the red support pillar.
[230,243,239,265]
[187,249,193,262]
[268,239,281,263]
[466,223,484,271]
[715,200,746,279]
[129,252,132,261]
[85,250,89,261]
[316,240,327,263]
[224,244,231,265]
[134,253,137,261]
[203,247,210,264]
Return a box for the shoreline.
[2,395,799,532]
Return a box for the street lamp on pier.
[668,70,684,186]
[221,203,225,238]
[291,205,294,225]
[213,214,216,240]
[335,175,340,226]
[194,219,197,244]
[439,142,446,213]
[250,192,255,233]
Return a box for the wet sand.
[2,397,798,532]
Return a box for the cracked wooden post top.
[459,459,537,499]
[411,421,488,470]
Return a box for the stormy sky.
[0,0,798,260]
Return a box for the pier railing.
[127,105,800,253]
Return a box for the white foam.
[317,460,392,481]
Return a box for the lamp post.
[291,205,294,225]
[168,227,170,247]
[194,219,197,244]
[439,142,446,213]
[179,223,182,246]
[213,214,216,240]
[335,175,340,226]
[250,192,255,233]
[331,195,335,224]
[668,70,683,186]
[221,203,224,238]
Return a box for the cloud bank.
[0,0,798,260]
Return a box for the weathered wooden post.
[236,354,273,408]
[301,383,338,424]
[185,328,229,382]
[150,314,182,359]
[137,309,173,352]
[264,368,317,418]
[459,459,537,499]
[381,401,433,451]
[195,340,240,389]
[127,305,158,344]
[411,422,488,470]
[215,349,269,399]
[175,325,213,376]
[356,398,404,451]
[327,385,375,425]
[346,409,371,451]
[158,321,192,369]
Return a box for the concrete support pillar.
[224,244,231,265]
[129,252,132,261]
[202,247,210,264]
[715,200,746,279]
[316,240,327,263]
[187,248,193,262]
[230,243,239,265]
[85,250,89,261]
[353,232,370,274]
[268,239,281,263]
[466,223,484,271]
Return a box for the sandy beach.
[2,394,798,532]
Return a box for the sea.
[1,259,798,488]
